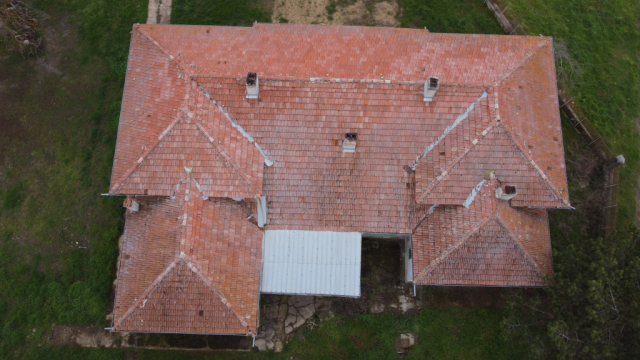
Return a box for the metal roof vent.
[123,197,140,213]
[423,76,439,102]
[343,133,357,153]
[246,72,259,99]
[495,185,517,201]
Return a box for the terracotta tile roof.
[112,176,262,335]
[416,124,564,207]
[412,180,552,287]
[110,23,570,333]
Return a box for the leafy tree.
[502,228,640,359]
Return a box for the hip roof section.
[112,176,262,335]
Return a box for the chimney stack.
[246,72,259,99]
[424,76,439,102]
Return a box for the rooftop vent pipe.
[423,76,439,102]
[495,185,517,201]
[246,72,259,99]
[123,197,140,213]
[343,133,357,153]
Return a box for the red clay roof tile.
[111,23,570,333]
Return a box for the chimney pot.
[424,76,439,102]
[246,72,259,99]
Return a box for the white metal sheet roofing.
[259,230,362,297]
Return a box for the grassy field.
[496,0,640,230]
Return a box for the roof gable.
[110,30,190,190]
[112,113,261,198]
[412,179,552,287]
[113,175,263,335]
[418,125,563,207]
[114,260,246,334]
[420,219,545,286]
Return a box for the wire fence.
[484,0,621,237]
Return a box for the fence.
[484,0,621,237]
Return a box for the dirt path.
[272,0,399,26]
[147,0,172,24]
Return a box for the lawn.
[1,0,636,358]
[494,0,640,230]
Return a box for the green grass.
[498,0,640,230]
[399,0,504,34]
[171,0,272,25]
[0,0,147,357]
[0,309,524,359]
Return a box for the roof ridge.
[182,256,251,333]
[497,123,570,207]
[415,216,492,284]
[493,39,551,87]
[492,216,544,277]
[191,115,262,198]
[113,257,180,330]
[135,25,193,78]
[110,110,189,193]
[417,120,498,204]
[194,82,273,166]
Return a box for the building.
[107,23,569,336]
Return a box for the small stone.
[298,303,315,319]
[398,295,415,313]
[293,315,306,329]
[264,325,276,341]
[284,314,297,327]
[254,338,267,351]
[400,333,415,348]
[266,340,274,350]
[285,325,293,334]
[274,339,283,353]
[371,301,385,314]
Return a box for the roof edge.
[415,216,492,284]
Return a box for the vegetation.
[0,0,43,55]
[497,0,640,230]
[502,228,640,358]
[171,0,271,26]
[398,0,503,34]
[0,0,146,357]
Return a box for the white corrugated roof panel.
[259,230,362,297]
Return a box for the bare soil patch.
[271,0,399,26]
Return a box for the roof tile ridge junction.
[492,216,544,278]
[496,123,570,207]
[110,109,189,194]
[135,24,193,78]
[412,90,489,171]
[417,119,499,204]
[415,216,492,284]
[112,257,181,330]
[181,256,252,334]
[191,117,262,198]
[493,38,552,87]
[195,82,274,167]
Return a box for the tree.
[502,228,640,359]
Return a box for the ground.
[1,0,639,358]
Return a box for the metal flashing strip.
[463,179,486,209]
[260,230,361,297]
[412,91,488,169]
